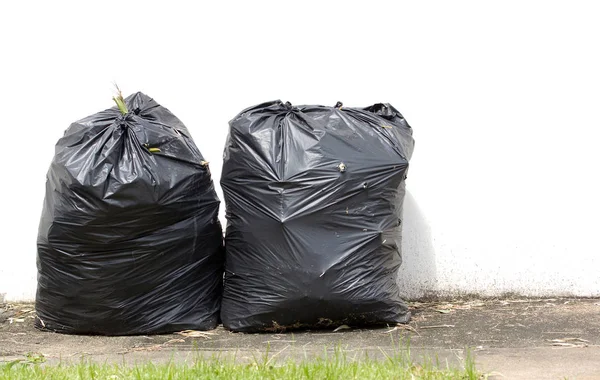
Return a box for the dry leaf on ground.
[333,325,351,332]
[176,330,216,339]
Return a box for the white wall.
[1,1,599,301]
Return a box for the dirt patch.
[2,298,599,359]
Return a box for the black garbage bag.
[221,101,415,332]
[36,92,224,335]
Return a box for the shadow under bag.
[221,101,415,332]
[36,92,224,335]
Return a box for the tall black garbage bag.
[221,101,415,332]
[36,92,224,335]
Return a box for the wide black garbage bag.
[221,101,415,332]
[36,92,224,335]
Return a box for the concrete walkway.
[2,298,599,379]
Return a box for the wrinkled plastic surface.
[221,101,415,332]
[36,92,224,335]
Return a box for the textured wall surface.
[1,1,598,301]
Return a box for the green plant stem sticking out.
[112,84,129,115]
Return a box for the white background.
[1,1,599,301]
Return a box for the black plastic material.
[221,100,415,332]
[36,92,224,335]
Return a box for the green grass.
[112,84,128,115]
[0,347,480,380]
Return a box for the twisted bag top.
[221,101,414,332]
